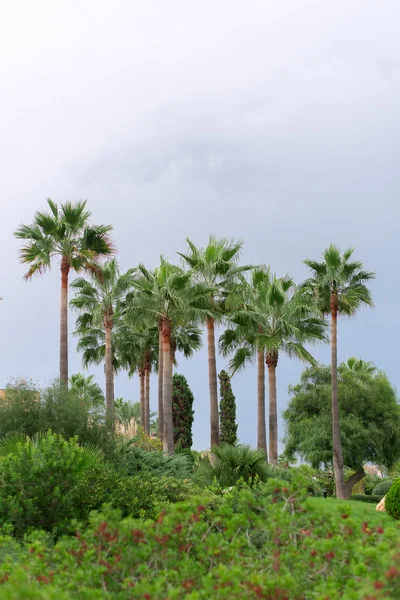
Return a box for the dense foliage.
[0,479,398,599]
[172,374,195,449]
[0,379,113,455]
[0,432,104,538]
[284,365,400,496]
[373,479,393,499]
[218,370,237,445]
[385,478,400,520]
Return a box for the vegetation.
[220,267,326,463]
[302,245,375,498]
[172,374,195,449]
[386,478,400,520]
[0,480,399,599]
[14,199,114,386]
[218,370,237,445]
[284,364,400,498]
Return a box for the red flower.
[310,549,317,557]
[324,552,335,561]
[385,566,399,579]
[373,581,384,590]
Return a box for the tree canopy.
[284,364,400,478]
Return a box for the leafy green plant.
[114,441,193,478]
[218,370,237,445]
[197,443,269,487]
[0,432,104,538]
[350,494,381,504]
[0,479,398,599]
[372,479,393,499]
[172,374,195,449]
[385,477,400,520]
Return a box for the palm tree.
[178,236,251,449]
[170,324,203,368]
[14,199,114,386]
[303,245,375,499]
[338,357,376,377]
[221,268,326,464]
[69,373,105,408]
[70,259,132,425]
[129,259,209,453]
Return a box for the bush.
[0,480,399,599]
[196,444,269,487]
[372,478,392,499]
[0,432,104,538]
[0,379,114,457]
[350,494,381,503]
[386,477,400,519]
[364,473,383,495]
[114,442,193,478]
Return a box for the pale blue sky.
[1,0,399,450]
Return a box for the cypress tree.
[172,374,195,449]
[219,370,238,445]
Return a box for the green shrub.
[114,442,193,478]
[372,478,392,499]
[364,473,382,495]
[0,480,399,599]
[350,493,381,503]
[385,477,400,519]
[0,432,103,538]
[196,444,269,487]
[172,374,195,449]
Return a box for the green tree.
[220,268,326,463]
[69,373,105,408]
[338,357,376,378]
[129,259,209,453]
[178,236,251,449]
[14,199,114,386]
[172,374,195,449]
[218,370,237,445]
[283,364,400,498]
[303,245,375,498]
[70,259,132,425]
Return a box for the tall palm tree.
[14,199,114,386]
[70,259,132,425]
[221,268,327,464]
[170,324,203,368]
[178,236,251,449]
[128,259,209,453]
[303,245,374,499]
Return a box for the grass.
[307,496,398,529]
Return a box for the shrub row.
[0,479,398,599]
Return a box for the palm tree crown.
[14,199,114,386]
[71,259,132,424]
[221,267,327,463]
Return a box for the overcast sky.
[1,1,399,450]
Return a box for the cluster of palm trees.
[14,200,375,498]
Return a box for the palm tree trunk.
[331,306,346,498]
[207,316,220,448]
[158,325,164,440]
[60,258,70,387]
[257,349,267,453]
[162,318,174,453]
[139,369,145,427]
[266,352,278,465]
[105,324,115,426]
[144,367,150,435]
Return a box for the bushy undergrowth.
[350,494,381,504]
[0,432,104,538]
[0,478,398,599]
[113,440,194,478]
[372,478,393,499]
[385,477,400,520]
